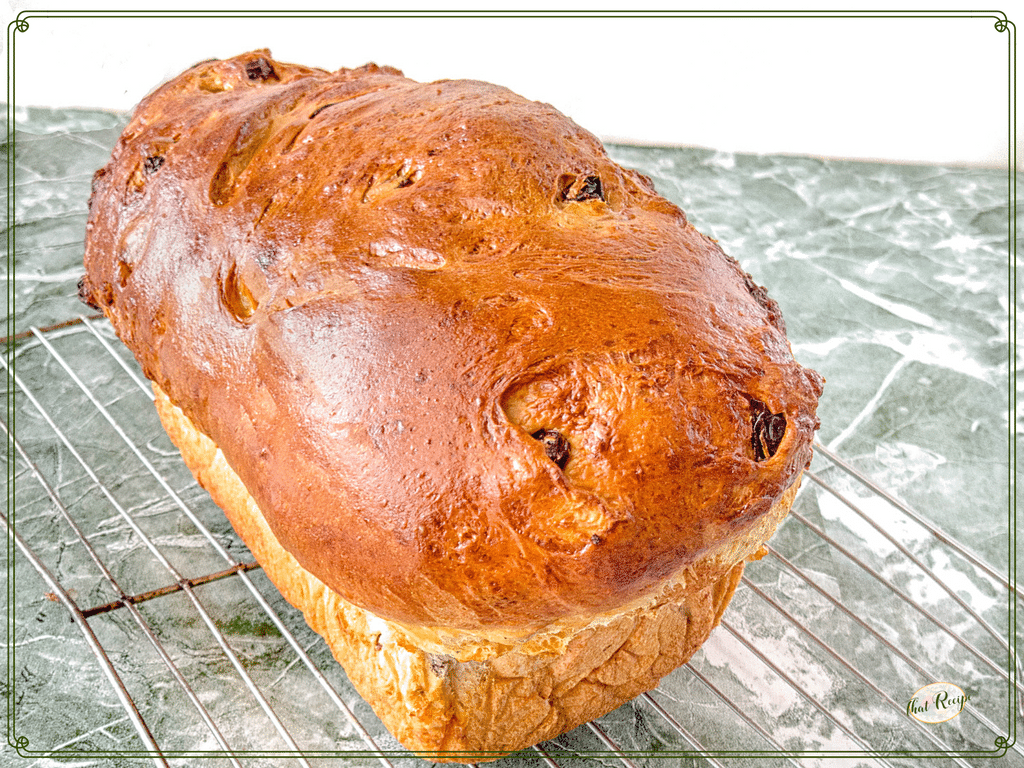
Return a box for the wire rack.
[3,315,1018,767]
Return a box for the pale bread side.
[154,382,799,760]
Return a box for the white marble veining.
[3,107,1014,764]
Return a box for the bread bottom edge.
[153,383,797,762]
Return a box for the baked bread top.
[82,50,823,636]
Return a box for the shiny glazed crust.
[81,49,823,636]
[154,383,799,760]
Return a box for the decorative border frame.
[4,8,1017,763]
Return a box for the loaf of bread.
[81,50,823,761]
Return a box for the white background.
[2,1,1017,168]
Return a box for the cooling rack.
[3,314,1017,767]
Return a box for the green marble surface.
[3,105,1016,765]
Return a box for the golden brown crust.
[83,50,823,634]
[154,383,798,760]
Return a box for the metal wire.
[6,324,396,766]
[2,505,168,768]
[5,318,1015,766]
[812,442,1015,597]
[4,421,240,767]
[738,575,975,768]
[4,347,312,763]
[804,468,1008,653]
[761,544,1014,745]
[638,692,733,768]
[784,506,1010,690]
[716,618,884,762]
